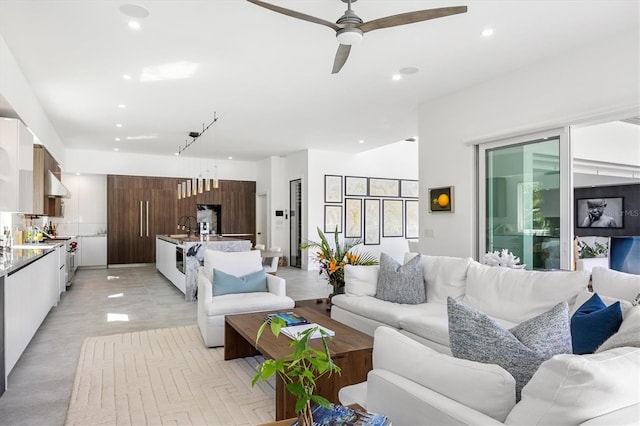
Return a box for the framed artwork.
[576,197,624,228]
[429,186,454,212]
[364,199,380,245]
[324,205,342,233]
[344,198,363,238]
[345,176,368,196]
[401,180,419,198]
[369,178,400,197]
[382,199,404,237]
[324,175,343,203]
[405,200,419,239]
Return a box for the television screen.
[609,236,640,275]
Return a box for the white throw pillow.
[463,262,589,323]
[591,267,640,302]
[403,253,472,304]
[344,264,379,296]
[505,347,640,425]
[596,306,640,352]
[373,326,516,422]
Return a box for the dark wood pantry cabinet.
[107,175,180,264]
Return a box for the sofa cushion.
[448,298,571,401]
[596,305,640,353]
[204,249,263,276]
[505,347,640,425]
[330,294,430,329]
[344,264,379,296]
[212,268,267,296]
[591,266,640,302]
[373,326,516,422]
[206,292,293,316]
[405,253,472,305]
[571,293,623,355]
[463,262,588,324]
[375,253,425,304]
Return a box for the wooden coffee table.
[224,307,373,420]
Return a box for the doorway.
[256,194,267,247]
[290,179,302,268]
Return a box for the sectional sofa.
[332,256,640,425]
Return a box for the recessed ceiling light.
[228,156,233,160]
[128,21,141,30]
[392,74,402,81]
[122,74,132,80]
[118,104,126,109]
[113,148,119,152]
[174,152,179,156]
[75,172,81,176]
[359,140,365,144]
[119,4,150,19]
[116,123,123,128]
[482,28,494,37]
[114,137,121,141]
[399,67,420,75]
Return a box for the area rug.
[65,325,275,426]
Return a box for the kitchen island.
[156,235,252,301]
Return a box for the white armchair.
[197,249,295,347]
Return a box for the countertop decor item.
[301,227,378,295]
[484,249,526,269]
[252,316,341,426]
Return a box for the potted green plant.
[251,317,341,426]
[301,226,378,296]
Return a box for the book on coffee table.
[265,312,309,327]
[281,323,335,340]
[292,403,390,426]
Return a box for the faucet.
[177,216,197,237]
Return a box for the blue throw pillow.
[571,293,623,355]
[212,268,268,296]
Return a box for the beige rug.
[65,325,275,426]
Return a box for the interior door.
[290,179,302,268]
[478,128,572,270]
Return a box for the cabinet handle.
[140,200,143,237]
[146,200,149,237]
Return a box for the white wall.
[418,30,640,259]
[305,141,419,267]
[0,36,65,165]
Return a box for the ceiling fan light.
[336,28,363,45]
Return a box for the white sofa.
[197,249,294,347]
[336,258,640,425]
[331,255,590,354]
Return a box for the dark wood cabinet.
[108,175,256,265]
[107,175,180,264]
[32,144,63,217]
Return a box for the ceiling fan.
[247,0,468,74]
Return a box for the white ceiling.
[0,0,638,161]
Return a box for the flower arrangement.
[484,249,526,269]
[301,227,378,294]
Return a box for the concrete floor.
[0,264,329,426]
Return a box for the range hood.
[46,170,71,198]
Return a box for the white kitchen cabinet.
[5,251,57,376]
[156,237,185,293]
[79,235,107,267]
[0,118,33,213]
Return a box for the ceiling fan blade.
[358,6,468,33]
[247,0,341,31]
[332,44,351,74]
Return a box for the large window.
[479,129,572,270]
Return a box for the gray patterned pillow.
[447,297,571,401]
[375,253,425,304]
